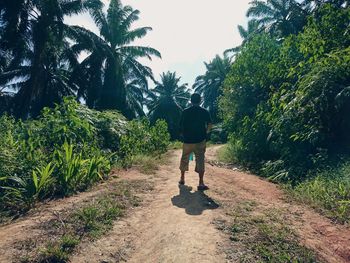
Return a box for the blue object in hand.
[189,152,194,161]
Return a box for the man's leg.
[180,170,185,184]
[194,141,207,188]
[198,171,204,186]
[179,143,193,184]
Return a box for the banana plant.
[31,163,56,199]
[1,163,55,211]
[85,155,111,185]
[54,141,87,195]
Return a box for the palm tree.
[147,72,190,139]
[302,0,349,9]
[123,69,148,118]
[246,0,308,37]
[0,0,104,117]
[0,0,31,71]
[224,19,260,56]
[80,0,161,117]
[193,55,231,123]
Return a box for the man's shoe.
[197,185,209,191]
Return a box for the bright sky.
[67,0,250,87]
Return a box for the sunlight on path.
[70,150,227,263]
[126,152,226,263]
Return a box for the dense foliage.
[291,161,350,223]
[0,98,170,215]
[0,0,159,118]
[220,3,350,183]
[119,118,170,165]
[217,1,350,221]
[0,0,172,220]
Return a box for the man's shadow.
[171,185,219,216]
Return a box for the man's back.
[180,106,211,144]
[179,93,211,190]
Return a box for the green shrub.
[1,163,55,211]
[36,97,96,150]
[0,98,123,214]
[0,115,22,178]
[54,142,87,195]
[216,144,237,164]
[261,160,289,182]
[291,162,350,223]
[0,98,168,215]
[0,98,171,216]
[220,6,350,182]
[149,119,171,154]
[169,140,183,150]
[119,118,170,166]
[40,244,70,263]
[94,111,127,151]
[75,105,127,151]
[74,197,123,238]
[54,142,111,195]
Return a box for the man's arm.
[207,123,213,134]
[179,112,184,137]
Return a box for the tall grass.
[218,143,350,223]
[216,144,239,164]
[290,162,350,223]
[1,163,55,211]
[0,98,170,217]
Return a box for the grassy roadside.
[131,153,170,175]
[217,144,350,224]
[0,102,170,223]
[0,152,168,227]
[285,167,350,223]
[215,200,318,262]
[17,180,152,263]
[216,144,237,164]
[7,149,167,262]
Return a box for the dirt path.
[1,146,350,262]
[70,150,226,263]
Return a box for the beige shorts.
[179,140,206,173]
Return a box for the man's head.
[191,93,201,105]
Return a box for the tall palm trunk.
[14,18,52,117]
[99,56,126,113]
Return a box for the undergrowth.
[216,144,237,164]
[222,201,318,263]
[287,162,350,223]
[218,144,350,223]
[0,98,169,219]
[18,180,146,263]
[132,154,169,175]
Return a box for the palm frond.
[247,0,275,18]
[122,27,153,45]
[118,45,161,60]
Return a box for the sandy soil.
[0,146,350,263]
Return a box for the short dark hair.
[191,93,201,104]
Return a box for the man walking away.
[179,93,212,190]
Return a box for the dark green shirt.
[179,106,212,143]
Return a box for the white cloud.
[67,0,250,86]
